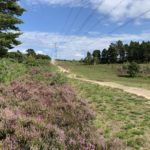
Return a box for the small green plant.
[127,62,140,77]
[0,59,26,83]
[50,73,67,85]
[118,62,140,77]
[25,55,36,66]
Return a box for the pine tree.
[92,50,101,65]
[101,49,108,64]
[107,43,118,63]
[0,0,25,57]
[116,40,125,63]
[84,52,93,65]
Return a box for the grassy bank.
[58,61,150,90]
[0,59,126,149]
[70,79,150,150]
[0,59,27,84]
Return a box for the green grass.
[58,61,150,90]
[70,79,150,149]
[0,59,102,149]
[0,58,27,84]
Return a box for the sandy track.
[53,61,150,100]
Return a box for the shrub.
[25,55,36,66]
[26,56,50,67]
[117,62,140,77]
[50,73,67,85]
[0,79,102,149]
[127,62,140,77]
[141,65,150,77]
[0,59,26,83]
[7,51,25,63]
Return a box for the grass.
[70,79,150,149]
[1,58,118,149]
[0,58,27,84]
[58,61,150,90]
[1,58,150,149]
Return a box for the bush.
[26,55,50,67]
[141,65,150,77]
[7,51,25,63]
[117,62,140,77]
[0,59,26,83]
[25,55,36,66]
[50,73,67,85]
[0,79,101,149]
[127,62,140,77]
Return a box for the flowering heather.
[0,63,126,149]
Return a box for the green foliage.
[84,51,93,65]
[0,58,26,83]
[127,62,140,77]
[71,79,150,149]
[101,49,108,64]
[141,65,150,77]
[116,40,125,63]
[25,55,36,66]
[0,61,100,149]
[83,41,150,64]
[50,73,67,85]
[107,43,118,63]
[92,50,101,65]
[25,55,51,67]
[58,61,150,89]
[36,54,51,60]
[0,0,25,57]
[7,50,25,63]
[26,49,36,57]
[7,49,51,64]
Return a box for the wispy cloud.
[25,0,150,21]
[14,31,150,60]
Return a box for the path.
[53,61,150,100]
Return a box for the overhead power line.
[63,1,150,57]
[74,0,104,34]
[60,5,74,34]
[65,0,89,35]
[86,8,150,48]
[87,0,123,32]
[108,8,150,34]
[67,0,123,44]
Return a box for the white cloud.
[25,0,82,7]
[13,31,150,60]
[25,0,150,21]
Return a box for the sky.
[13,0,150,60]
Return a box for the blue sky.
[14,0,150,60]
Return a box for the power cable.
[86,0,123,32]
[65,0,89,35]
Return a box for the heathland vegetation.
[81,41,150,78]
[58,61,150,89]
[71,79,150,150]
[0,59,103,149]
[0,1,124,149]
[1,0,150,150]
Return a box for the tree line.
[7,49,51,63]
[83,41,150,65]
